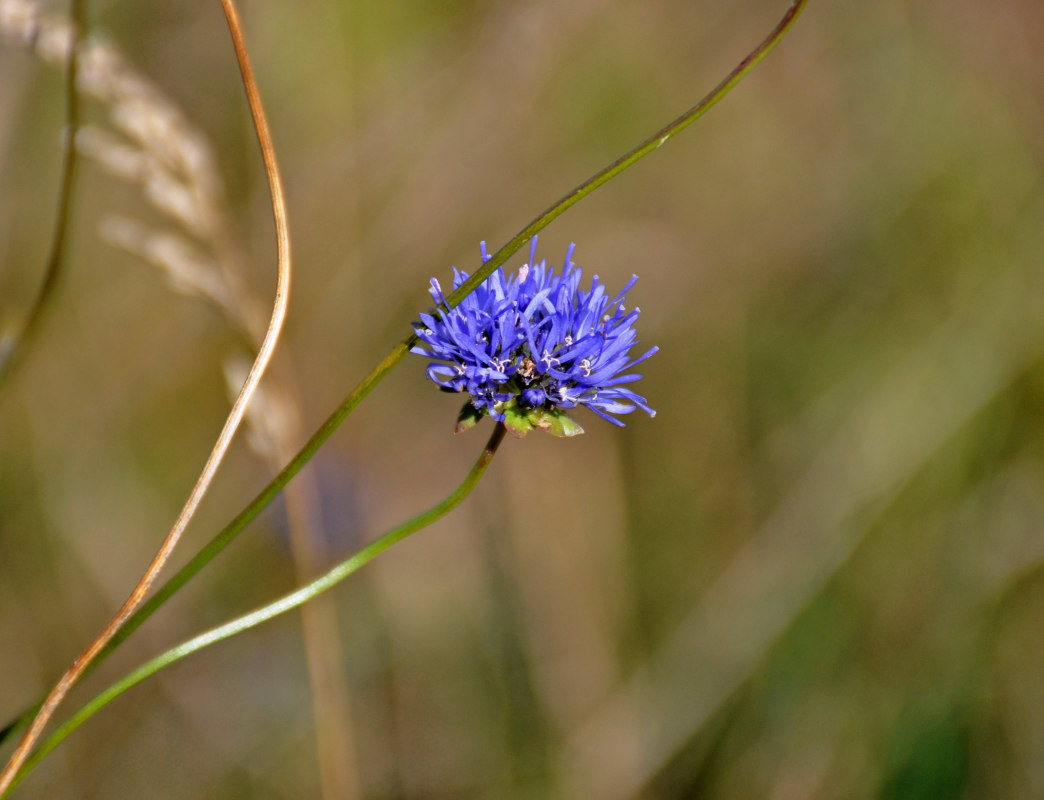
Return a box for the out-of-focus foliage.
[2,0,1043,797]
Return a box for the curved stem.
[0,0,808,755]
[0,1,293,792]
[0,0,84,387]
[4,424,508,797]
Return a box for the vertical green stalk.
[0,0,84,386]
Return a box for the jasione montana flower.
[412,239,657,437]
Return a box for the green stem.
[0,0,808,749]
[3,424,508,796]
[443,0,809,311]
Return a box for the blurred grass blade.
[564,265,1044,799]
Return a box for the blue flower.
[412,239,657,437]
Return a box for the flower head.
[412,239,657,437]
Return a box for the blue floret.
[412,239,657,436]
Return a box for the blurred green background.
[3,0,1044,797]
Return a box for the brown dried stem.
[0,0,292,792]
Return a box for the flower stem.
[2,424,508,798]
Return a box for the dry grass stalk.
[1,3,357,798]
